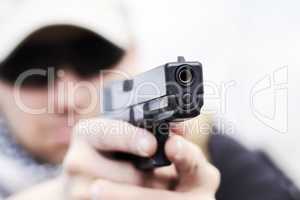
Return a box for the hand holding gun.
[102,56,204,170]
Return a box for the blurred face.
[0,71,101,164]
[0,26,136,164]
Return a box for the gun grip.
[134,121,171,170]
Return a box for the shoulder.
[209,131,300,200]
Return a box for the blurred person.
[0,0,298,200]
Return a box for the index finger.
[73,118,157,157]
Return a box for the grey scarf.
[0,117,61,199]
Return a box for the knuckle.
[180,156,199,176]
[63,147,83,176]
[63,158,81,176]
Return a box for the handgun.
[101,56,204,170]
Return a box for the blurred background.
[125,0,300,185]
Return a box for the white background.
[126,0,300,185]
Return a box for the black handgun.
[102,56,204,170]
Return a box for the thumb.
[170,114,213,161]
[165,135,220,193]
